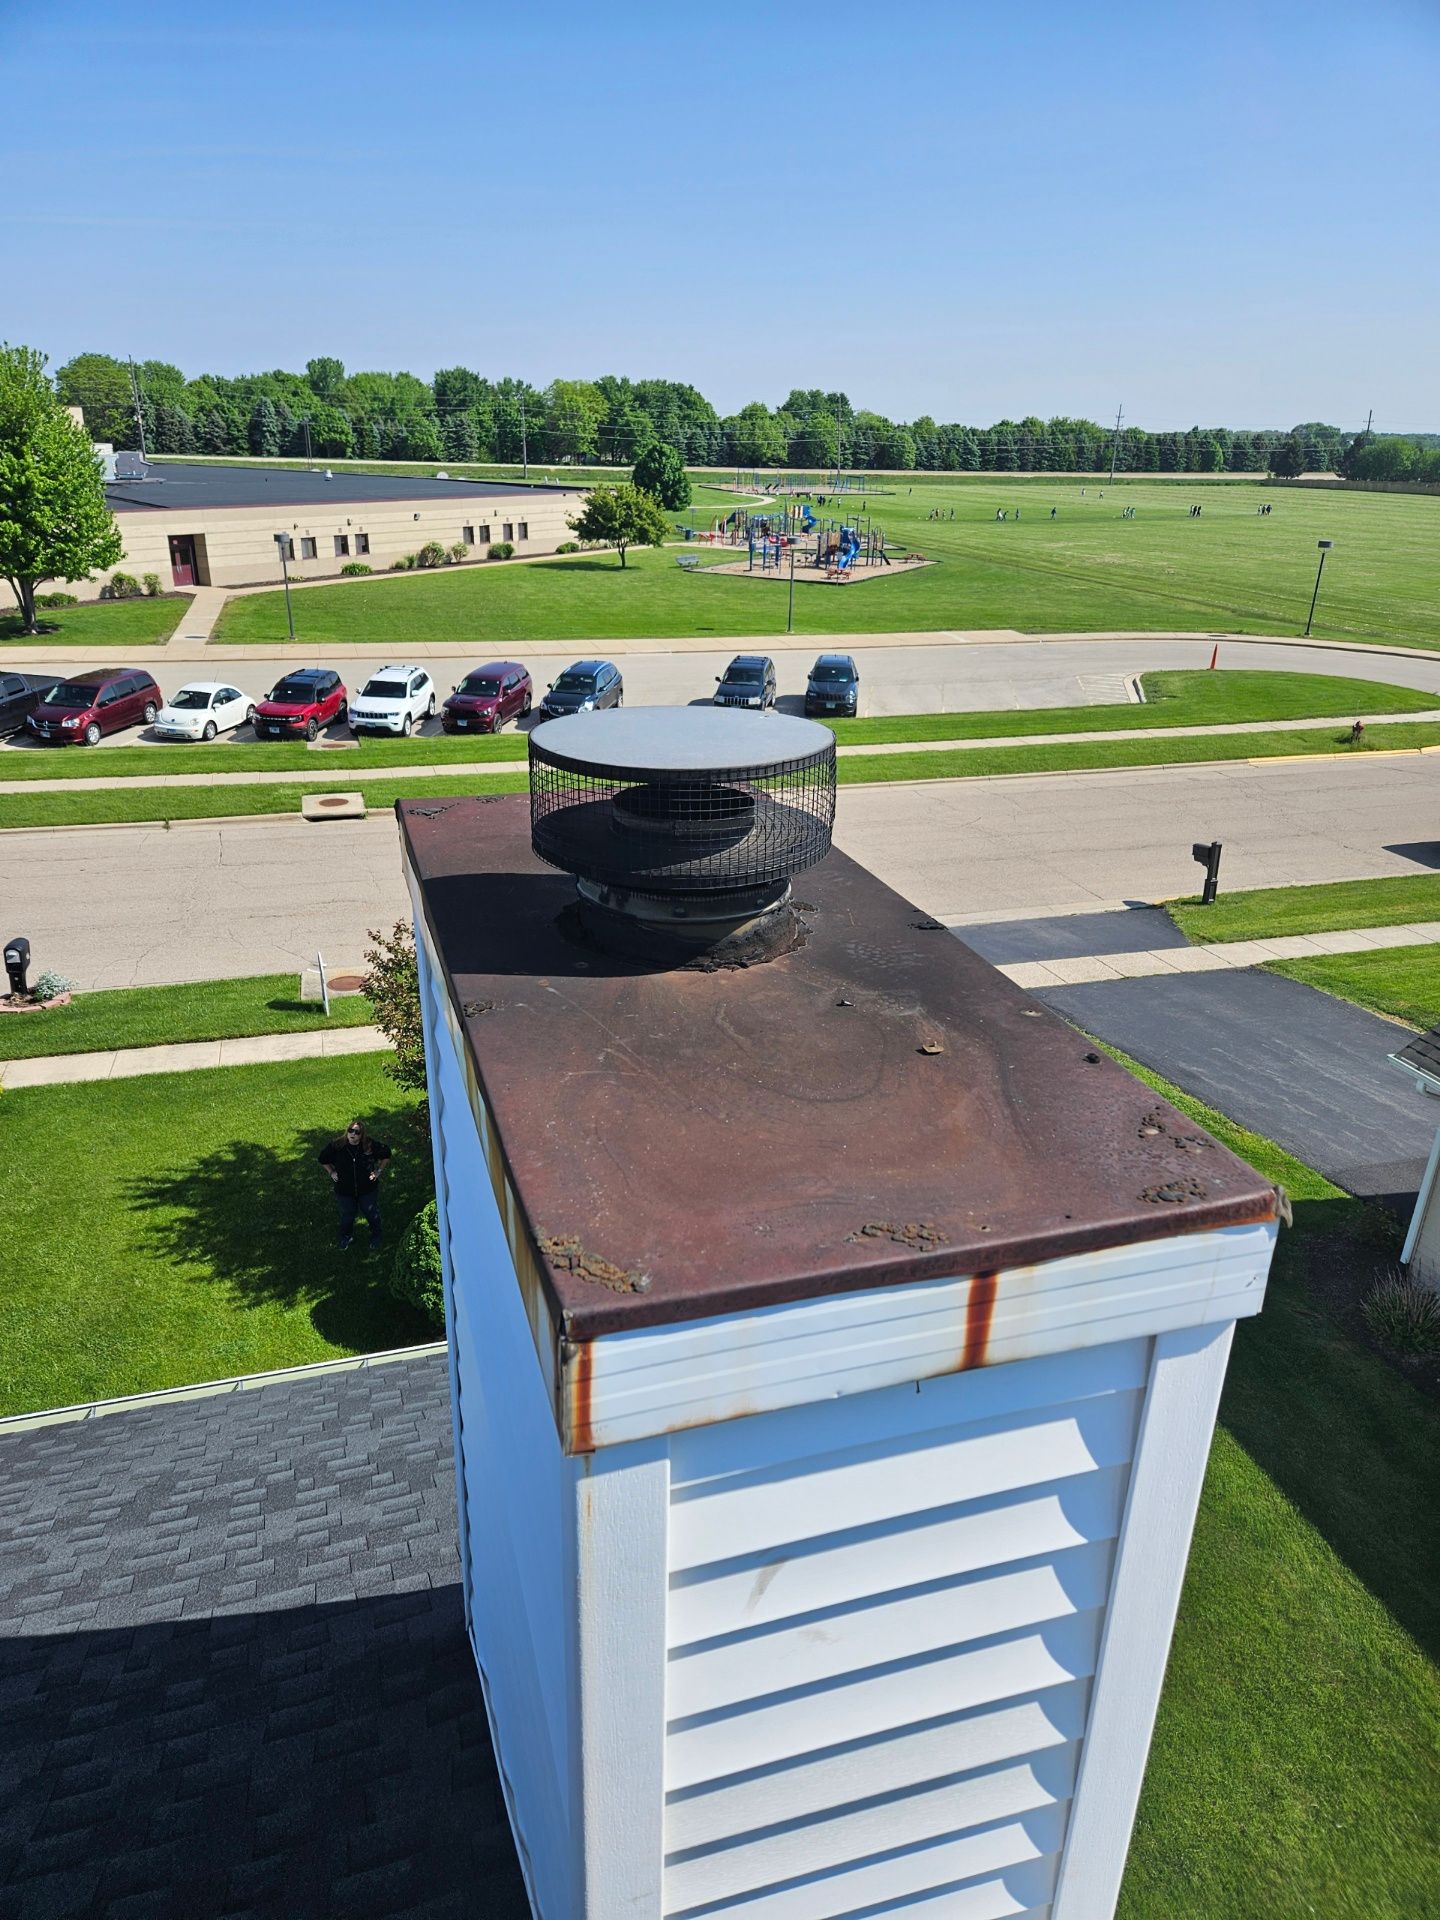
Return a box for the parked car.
[153,681,257,742]
[26,667,164,746]
[714,655,777,710]
[0,672,64,738]
[538,660,623,720]
[348,665,436,737]
[803,653,860,718]
[442,661,533,734]
[254,668,347,741]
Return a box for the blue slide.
[801,504,817,533]
[835,527,860,570]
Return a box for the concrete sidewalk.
[0,1023,386,1089]
[994,920,1440,988]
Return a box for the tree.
[728,401,786,468]
[53,351,135,446]
[1269,434,1307,479]
[249,397,280,457]
[0,344,123,633]
[632,442,690,509]
[305,356,346,399]
[567,482,669,568]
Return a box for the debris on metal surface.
[845,1222,946,1252]
[463,999,497,1018]
[1140,1179,1209,1205]
[539,1233,652,1295]
[1137,1105,1213,1153]
[917,1041,946,1056]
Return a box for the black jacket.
[319,1137,391,1197]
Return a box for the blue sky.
[4,0,1437,428]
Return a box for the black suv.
[538,660,623,720]
[0,672,62,737]
[804,653,860,717]
[713,655,777,710]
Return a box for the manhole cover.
[328,973,365,991]
[316,795,349,809]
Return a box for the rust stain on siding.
[962,1272,1000,1370]
[565,1338,596,1455]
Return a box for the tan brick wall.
[2,487,586,606]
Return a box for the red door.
[169,535,197,587]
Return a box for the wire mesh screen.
[529,734,836,893]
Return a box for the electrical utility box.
[399,791,1279,1920]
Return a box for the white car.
[348,665,436,736]
[153,682,257,742]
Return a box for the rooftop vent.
[528,708,835,964]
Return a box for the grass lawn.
[210,478,1440,649]
[0,972,374,1062]
[1100,1055,1439,1918]
[4,724,1438,831]
[1268,946,1440,1031]
[0,1055,436,1417]
[1169,873,1440,942]
[4,670,1431,784]
[0,595,193,648]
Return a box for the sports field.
[212,477,1439,649]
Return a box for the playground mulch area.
[701,553,935,585]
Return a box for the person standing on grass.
[319,1119,392,1251]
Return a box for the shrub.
[447,542,467,563]
[31,970,77,1004]
[362,920,426,1101]
[555,541,580,554]
[489,541,515,561]
[389,1199,444,1330]
[107,571,142,599]
[391,554,417,571]
[417,541,446,568]
[142,572,162,597]
[1362,1268,1440,1355]
[340,561,373,576]
[35,591,77,608]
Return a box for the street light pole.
[274,533,296,643]
[1304,539,1334,637]
[786,534,796,635]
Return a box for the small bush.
[31,970,78,1004]
[556,541,580,554]
[447,542,467,563]
[489,541,515,561]
[391,554,417,571]
[390,1199,445,1330]
[417,541,446,568]
[1362,1268,1440,1355]
[340,561,373,576]
[107,571,142,599]
[142,572,162,597]
[35,591,77,609]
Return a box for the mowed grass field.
[0,594,193,647]
[212,477,1440,648]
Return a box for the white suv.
[348,665,435,736]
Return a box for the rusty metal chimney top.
[528,708,836,965]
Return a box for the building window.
[462,525,474,546]
[478,524,491,543]
[517,521,529,541]
[355,532,370,555]
[300,537,318,560]
[502,522,514,542]
[334,534,349,558]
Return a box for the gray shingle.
[0,1355,528,1919]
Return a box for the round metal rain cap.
[532,706,833,778]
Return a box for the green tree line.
[54,352,1363,476]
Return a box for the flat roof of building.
[106,460,579,513]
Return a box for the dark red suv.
[254,668,347,741]
[442,660,532,734]
[26,667,164,746]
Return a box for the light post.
[1304,538,1334,637]
[786,534,796,635]
[273,532,296,643]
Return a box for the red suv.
[254,668,347,741]
[442,660,532,734]
[26,667,164,746]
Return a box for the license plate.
[454,718,469,728]
[265,725,283,736]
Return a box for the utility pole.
[835,398,845,493]
[519,391,528,480]
[1364,408,1373,435]
[127,356,148,459]
[1107,402,1123,486]
[301,418,313,464]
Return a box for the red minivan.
[26,667,164,746]
[441,660,532,734]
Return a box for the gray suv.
[538,660,624,720]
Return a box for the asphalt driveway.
[1038,966,1433,1209]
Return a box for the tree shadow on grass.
[124,1102,437,1354]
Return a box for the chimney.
[398,747,1279,1920]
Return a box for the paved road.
[5,755,1436,991]
[1038,969,1433,1207]
[5,635,1440,757]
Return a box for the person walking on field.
[320,1119,392,1251]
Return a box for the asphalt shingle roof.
[0,1353,529,1920]
[1392,1022,1440,1093]
[105,462,576,513]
